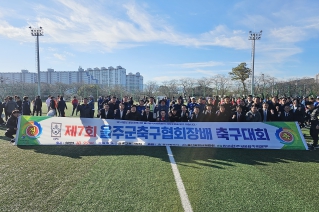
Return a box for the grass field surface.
[0,102,318,211]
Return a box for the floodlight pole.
[249,30,262,96]
[29,26,43,97]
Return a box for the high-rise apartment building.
[0,66,143,91]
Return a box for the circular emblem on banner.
[25,121,42,138]
[276,128,294,144]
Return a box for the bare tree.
[144,81,159,97]
[197,77,212,97]
[158,80,179,98]
[180,78,197,97]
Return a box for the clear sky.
[0,0,319,83]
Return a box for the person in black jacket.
[259,103,276,122]
[306,102,319,150]
[35,95,42,116]
[22,96,31,115]
[179,105,190,122]
[16,96,22,113]
[99,104,114,119]
[49,96,57,116]
[202,104,215,122]
[114,103,127,120]
[140,106,154,122]
[190,106,203,122]
[215,104,231,122]
[169,108,180,122]
[5,110,20,143]
[230,105,246,122]
[77,98,91,118]
[0,100,4,125]
[57,96,67,117]
[278,105,294,121]
[125,105,140,121]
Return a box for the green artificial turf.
[1,106,318,211]
[172,147,319,212]
[0,135,183,211]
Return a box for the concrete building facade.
[0,66,143,91]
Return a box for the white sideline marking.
[166,146,193,212]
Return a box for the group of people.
[1,93,319,149]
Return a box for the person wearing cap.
[306,101,319,150]
[5,110,20,143]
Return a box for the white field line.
[166,146,193,212]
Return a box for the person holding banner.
[5,110,20,143]
[306,102,319,150]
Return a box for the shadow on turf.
[170,147,319,169]
[16,145,319,169]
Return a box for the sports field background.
[0,102,318,212]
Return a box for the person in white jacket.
[45,95,51,113]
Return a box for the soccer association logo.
[275,128,294,144]
[51,123,62,137]
[23,121,43,138]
